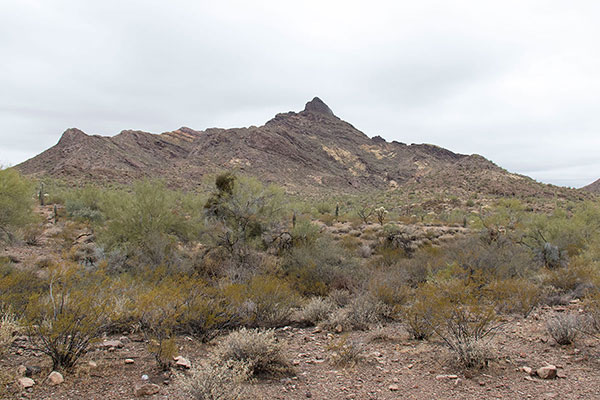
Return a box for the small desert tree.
[0,168,34,241]
[204,173,285,265]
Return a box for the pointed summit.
[303,97,335,116]
[57,128,88,145]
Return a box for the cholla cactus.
[374,207,388,225]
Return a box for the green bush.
[0,168,34,242]
[283,235,360,296]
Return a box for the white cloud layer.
[1,0,598,187]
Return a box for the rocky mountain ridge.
[17,97,580,198]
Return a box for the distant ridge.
[16,97,584,199]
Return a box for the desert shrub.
[325,294,389,331]
[368,273,410,316]
[204,174,285,265]
[327,289,352,307]
[327,335,364,367]
[585,292,600,333]
[99,180,194,268]
[299,297,336,326]
[547,313,580,345]
[224,275,299,328]
[290,218,320,247]
[183,358,249,400]
[22,223,44,246]
[0,168,34,242]
[315,201,332,215]
[402,289,435,340]
[541,259,598,294]
[486,278,541,317]
[216,328,292,378]
[25,264,111,370]
[418,278,500,368]
[0,307,19,356]
[65,185,105,223]
[0,263,45,314]
[283,236,360,296]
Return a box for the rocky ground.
[3,302,600,400]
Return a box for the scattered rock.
[537,365,557,380]
[99,339,124,349]
[18,377,35,388]
[125,359,135,364]
[436,374,459,380]
[16,365,27,377]
[388,384,400,391]
[335,324,343,333]
[174,356,191,369]
[135,383,160,397]
[88,361,98,368]
[522,366,534,375]
[119,336,131,344]
[47,371,64,386]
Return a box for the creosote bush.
[25,264,111,371]
[327,335,364,367]
[216,328,293,378]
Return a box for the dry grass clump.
[547,313,580,345]
[0,307,20,355]
[327,335,364,367]
[324,294,389,331]
[216,328,293,378]
[182,359,249,400]
[299,297,336,326]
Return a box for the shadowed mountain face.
[17,97,578,197]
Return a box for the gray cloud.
[1,0,598,187]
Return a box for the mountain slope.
[583,178,600,193]
[17,97,577,197]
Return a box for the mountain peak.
[303,97,334,116]
[57,128,88,145]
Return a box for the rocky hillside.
[17,98,578,198]
[583,178,600,193]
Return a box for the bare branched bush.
[547,313,579,345]
[183,359,249,400]
[216,328,293,378]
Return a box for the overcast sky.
[1,0,599,188]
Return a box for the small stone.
[522,366,533,375]
[88,361,98,368]
[537,365,557,380]
[335,324,343,333]
[16,365,27,377]
[306,391,312,398]
[18,377,35,388]
[312,327,322,334]
[525,376,534,381]
[388,384,400,391]
[292,360,301,366]
[135,383,160,397]
[47,371,64,386]
[141,374,149,381]
[454,378,462,387]
[125,359,135,364]
[174,356,191,369]
[436,374,459,380]
[119,336,131,344]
